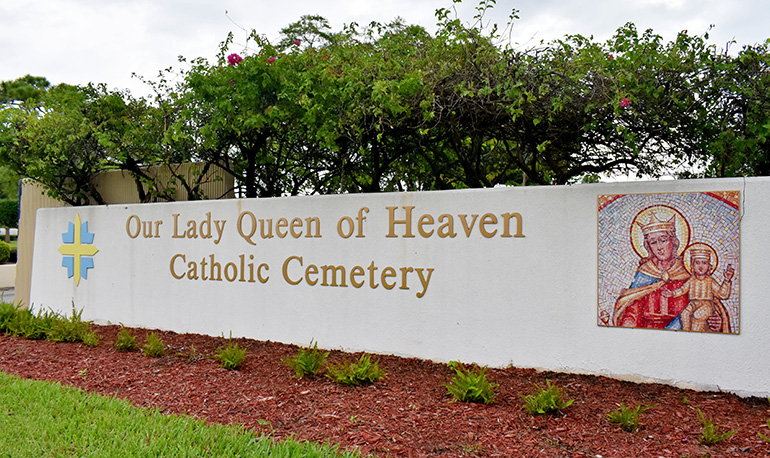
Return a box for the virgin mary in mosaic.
[597,191,740,334]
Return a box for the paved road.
[1,287,14,304]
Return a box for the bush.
[0,304,94,344]
[760,418,770,443]
[0,199,17,231]
[81,329,101,347]
[607,403,656,432]
[47,307,90,343]
[0,302,16,333]
[283,340,329,378]
[760,399,770,443]
[5,306,54,340]
[215,338,247,370]
[696,408,736,445]
[115,327,137,352]
[521,379,574,415]
[326,354,385,386]
[142,332,165,357]
[0,241,10,263]
[183,344,202,364]
[444,361,498,405]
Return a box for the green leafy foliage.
[0,241,10,263]
[696,408,736,446]
[0,199,17,228]
[326,354,385,386]
[0,82,206,206]
[444,361,498,405]
[759,398,770,443]
[759,417,770,443]
[47,307,90,342]
[0,75,50,104]
[215,337,247,370]
[0,167,20,200]
[0,304,93,343]
[183,344,203,364]
[115,327,138,352]
[0,302,16,332]
[607,403,656,432]
[3,6,769,202]
[0,199,19,228]
[81,329,101,347]
[4,306,54,340]
[521,379,575,415]
[0,302,18,334]
[283,340,329,378]
[142,332,166,357]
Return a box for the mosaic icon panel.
[598,191,740,334]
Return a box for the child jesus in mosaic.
[662,247,734,332]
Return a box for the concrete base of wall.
[0,264,16,289]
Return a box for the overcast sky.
[2,0,768,99]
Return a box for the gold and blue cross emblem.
[58,213,98,286]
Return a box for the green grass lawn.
[0,371,369,458]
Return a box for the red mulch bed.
[1,325,769,457]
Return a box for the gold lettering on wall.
[386,206,524,239]
[279,255,434,298]
[238,211,322,245]
[169,253,267,283]
[126,214,162,239]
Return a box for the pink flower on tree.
[227,53,243,66]
[608,53,614,59]
[620,97,631,108]
[293,39,301,46]
[267,56,276,64]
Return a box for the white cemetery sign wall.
[29,177,770,397]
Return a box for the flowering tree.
[169,32,325,198]
[2,1,768,204]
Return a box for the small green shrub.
[0,302,16,333]
[759,418,770,443]
[283,340,329,378]
[521,379,574,415]
[0,241,10,263]
[184,344,202,364]
[759,398,770,443]
[115,327,137,352]
[47,307,90,343]
[142,332,165,357]
[1,304,93,344]
[3,307,30,337]
[607,403,656,432]
[444,361,498,405]
[81,329,101,347]
[6,306,53,340]
[696,408,736,446]
[326,354,385,386]
[215,338,247,370]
